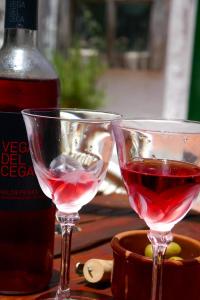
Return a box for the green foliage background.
[53,46,106,109]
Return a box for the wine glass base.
[45,297,92,300]
[36,291,98,300]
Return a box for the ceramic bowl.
[111,230,200,300]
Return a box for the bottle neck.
[5,0,38,30]
[3,0,38,47]
[3,28,37,48]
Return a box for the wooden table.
[1,194,200,299]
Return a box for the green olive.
[144,242,182,258]
[165,242,182,258]
[144,244,153,258]
[168,256,183,261]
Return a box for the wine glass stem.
[56,211,80,300]
[148,230,172,300]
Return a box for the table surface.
[1,193,200,300]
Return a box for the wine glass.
[22,108,120,300]
[112,119,200,300]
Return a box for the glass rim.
[21,107,121,122]
[114,118,200,134]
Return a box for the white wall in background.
[163,0,197,119]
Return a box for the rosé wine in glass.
[22,108,120,300]
[113,119,200,300]
[35,158,103,213]
[121,158,200,232]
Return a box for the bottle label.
[5,0,38,30]
[0,112,52,211]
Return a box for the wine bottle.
[0,0,60,294]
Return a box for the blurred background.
[0,0,199,120]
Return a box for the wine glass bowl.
[22,108,120,300]
[23,109,116,213]
[113,119,200,300]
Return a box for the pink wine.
[121,159,200,230]
[37,167,99,213]
[0,77,59,294]
[0,206,55,294]
[0,77,59,111]
[0,0,60,294]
